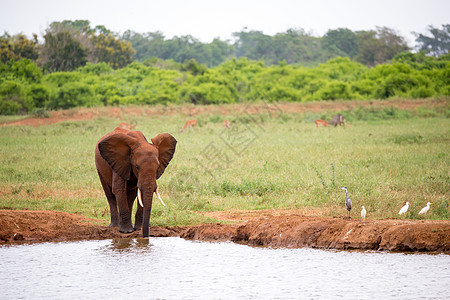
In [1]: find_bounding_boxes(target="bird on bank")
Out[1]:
[361,206,367,222]
[419,202,432,215]
[398,202,409,215]
[340,187,352,220]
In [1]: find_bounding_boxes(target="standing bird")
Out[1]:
[419,202,432,215]
[340,187,352,220]
[398,202,409,215]
[361,206,367,223]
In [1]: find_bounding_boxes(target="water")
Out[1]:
[1,238,449,299]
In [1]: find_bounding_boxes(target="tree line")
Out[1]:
[0,20,449,115]
[1,20,449,71]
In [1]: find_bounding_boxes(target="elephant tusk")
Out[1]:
[137,188,144,207]
[155,189,166,206]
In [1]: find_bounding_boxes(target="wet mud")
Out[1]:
[1,210,449,253]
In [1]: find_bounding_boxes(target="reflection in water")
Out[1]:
[0,238,449,299]
[105,238,151,253]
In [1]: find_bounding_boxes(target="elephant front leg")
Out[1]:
[115,189,135,233]
[112,175,135,233]
[127,188,142,230]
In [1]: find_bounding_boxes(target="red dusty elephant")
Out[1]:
[95,127,177,237]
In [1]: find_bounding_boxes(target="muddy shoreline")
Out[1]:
[1,210,449,253]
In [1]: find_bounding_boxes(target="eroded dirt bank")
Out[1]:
[1,210,449,253]
[0,210,183,242]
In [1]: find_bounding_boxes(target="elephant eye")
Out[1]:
[135,165,140,171]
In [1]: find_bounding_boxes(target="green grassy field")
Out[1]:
[0,100,449,226]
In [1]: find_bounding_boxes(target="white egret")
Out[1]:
[419,202,432,215]
[361,206,367,222]
[340,187,352,220]
[398,202,409,215]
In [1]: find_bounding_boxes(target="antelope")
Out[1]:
[314,119,329,127]
[179,119,198,132]
[184,119,197,129]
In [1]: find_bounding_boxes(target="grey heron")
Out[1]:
[340,187,352,220]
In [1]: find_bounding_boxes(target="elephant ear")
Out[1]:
[151,133,177,179]
[98,133,139,180]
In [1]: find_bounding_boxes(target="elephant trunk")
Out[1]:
[140,184,155,238]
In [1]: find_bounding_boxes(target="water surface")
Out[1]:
[1,238,449,299]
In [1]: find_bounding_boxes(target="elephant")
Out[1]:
[95,127,177,238]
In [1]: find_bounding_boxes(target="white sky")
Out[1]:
[1,0,449,46]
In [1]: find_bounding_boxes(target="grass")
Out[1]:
[0,99,449,226]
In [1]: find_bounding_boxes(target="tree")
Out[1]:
[49,20,91,33]
[322,28,359,59]
[0,33,38,63]
[91,33,135,69]
[356,27,409,66]
[0,35,15,63]
[39,20,136,71]
[233,30,273,61]
[414,24,450,57]
[122,31,166,61]
[39,30,87,72]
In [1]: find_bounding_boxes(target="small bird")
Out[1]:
[419,202,432,215]
[361,206,367,222]
[398,202,409,215]
[340,187,352,220]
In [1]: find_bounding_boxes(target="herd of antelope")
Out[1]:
[178,119,232,132]
[119,114,348,132]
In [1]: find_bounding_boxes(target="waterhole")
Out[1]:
[1,238,449,299]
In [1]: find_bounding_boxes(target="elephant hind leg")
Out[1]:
[107,197,120,228]
[98,172,119,227]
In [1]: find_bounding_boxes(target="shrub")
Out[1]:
[77,62,113,75]
[181,83,236,104]
[0,96,23,115]
[49,82,98,109]
[44,72,82,87]
[0,80,34,114]
[0,59,42,84]
[31,108,50,118]
[317,81,352,100]
[28,84,50,108]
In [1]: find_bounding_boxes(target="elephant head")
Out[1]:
[97,130,177,237]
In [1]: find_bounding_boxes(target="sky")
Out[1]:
[1,0,449,47]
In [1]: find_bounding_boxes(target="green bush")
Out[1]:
[28,84,50,108]
[317,81,352,100]
[181,82,236,104]
[77,62,113,75]
[50,82,98,109]
[0,59,42,84]
[44,72,82,87]
[0,96,23,115]
[0,80,23,95]
[0,80,34,114]
[1,54,449,114]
